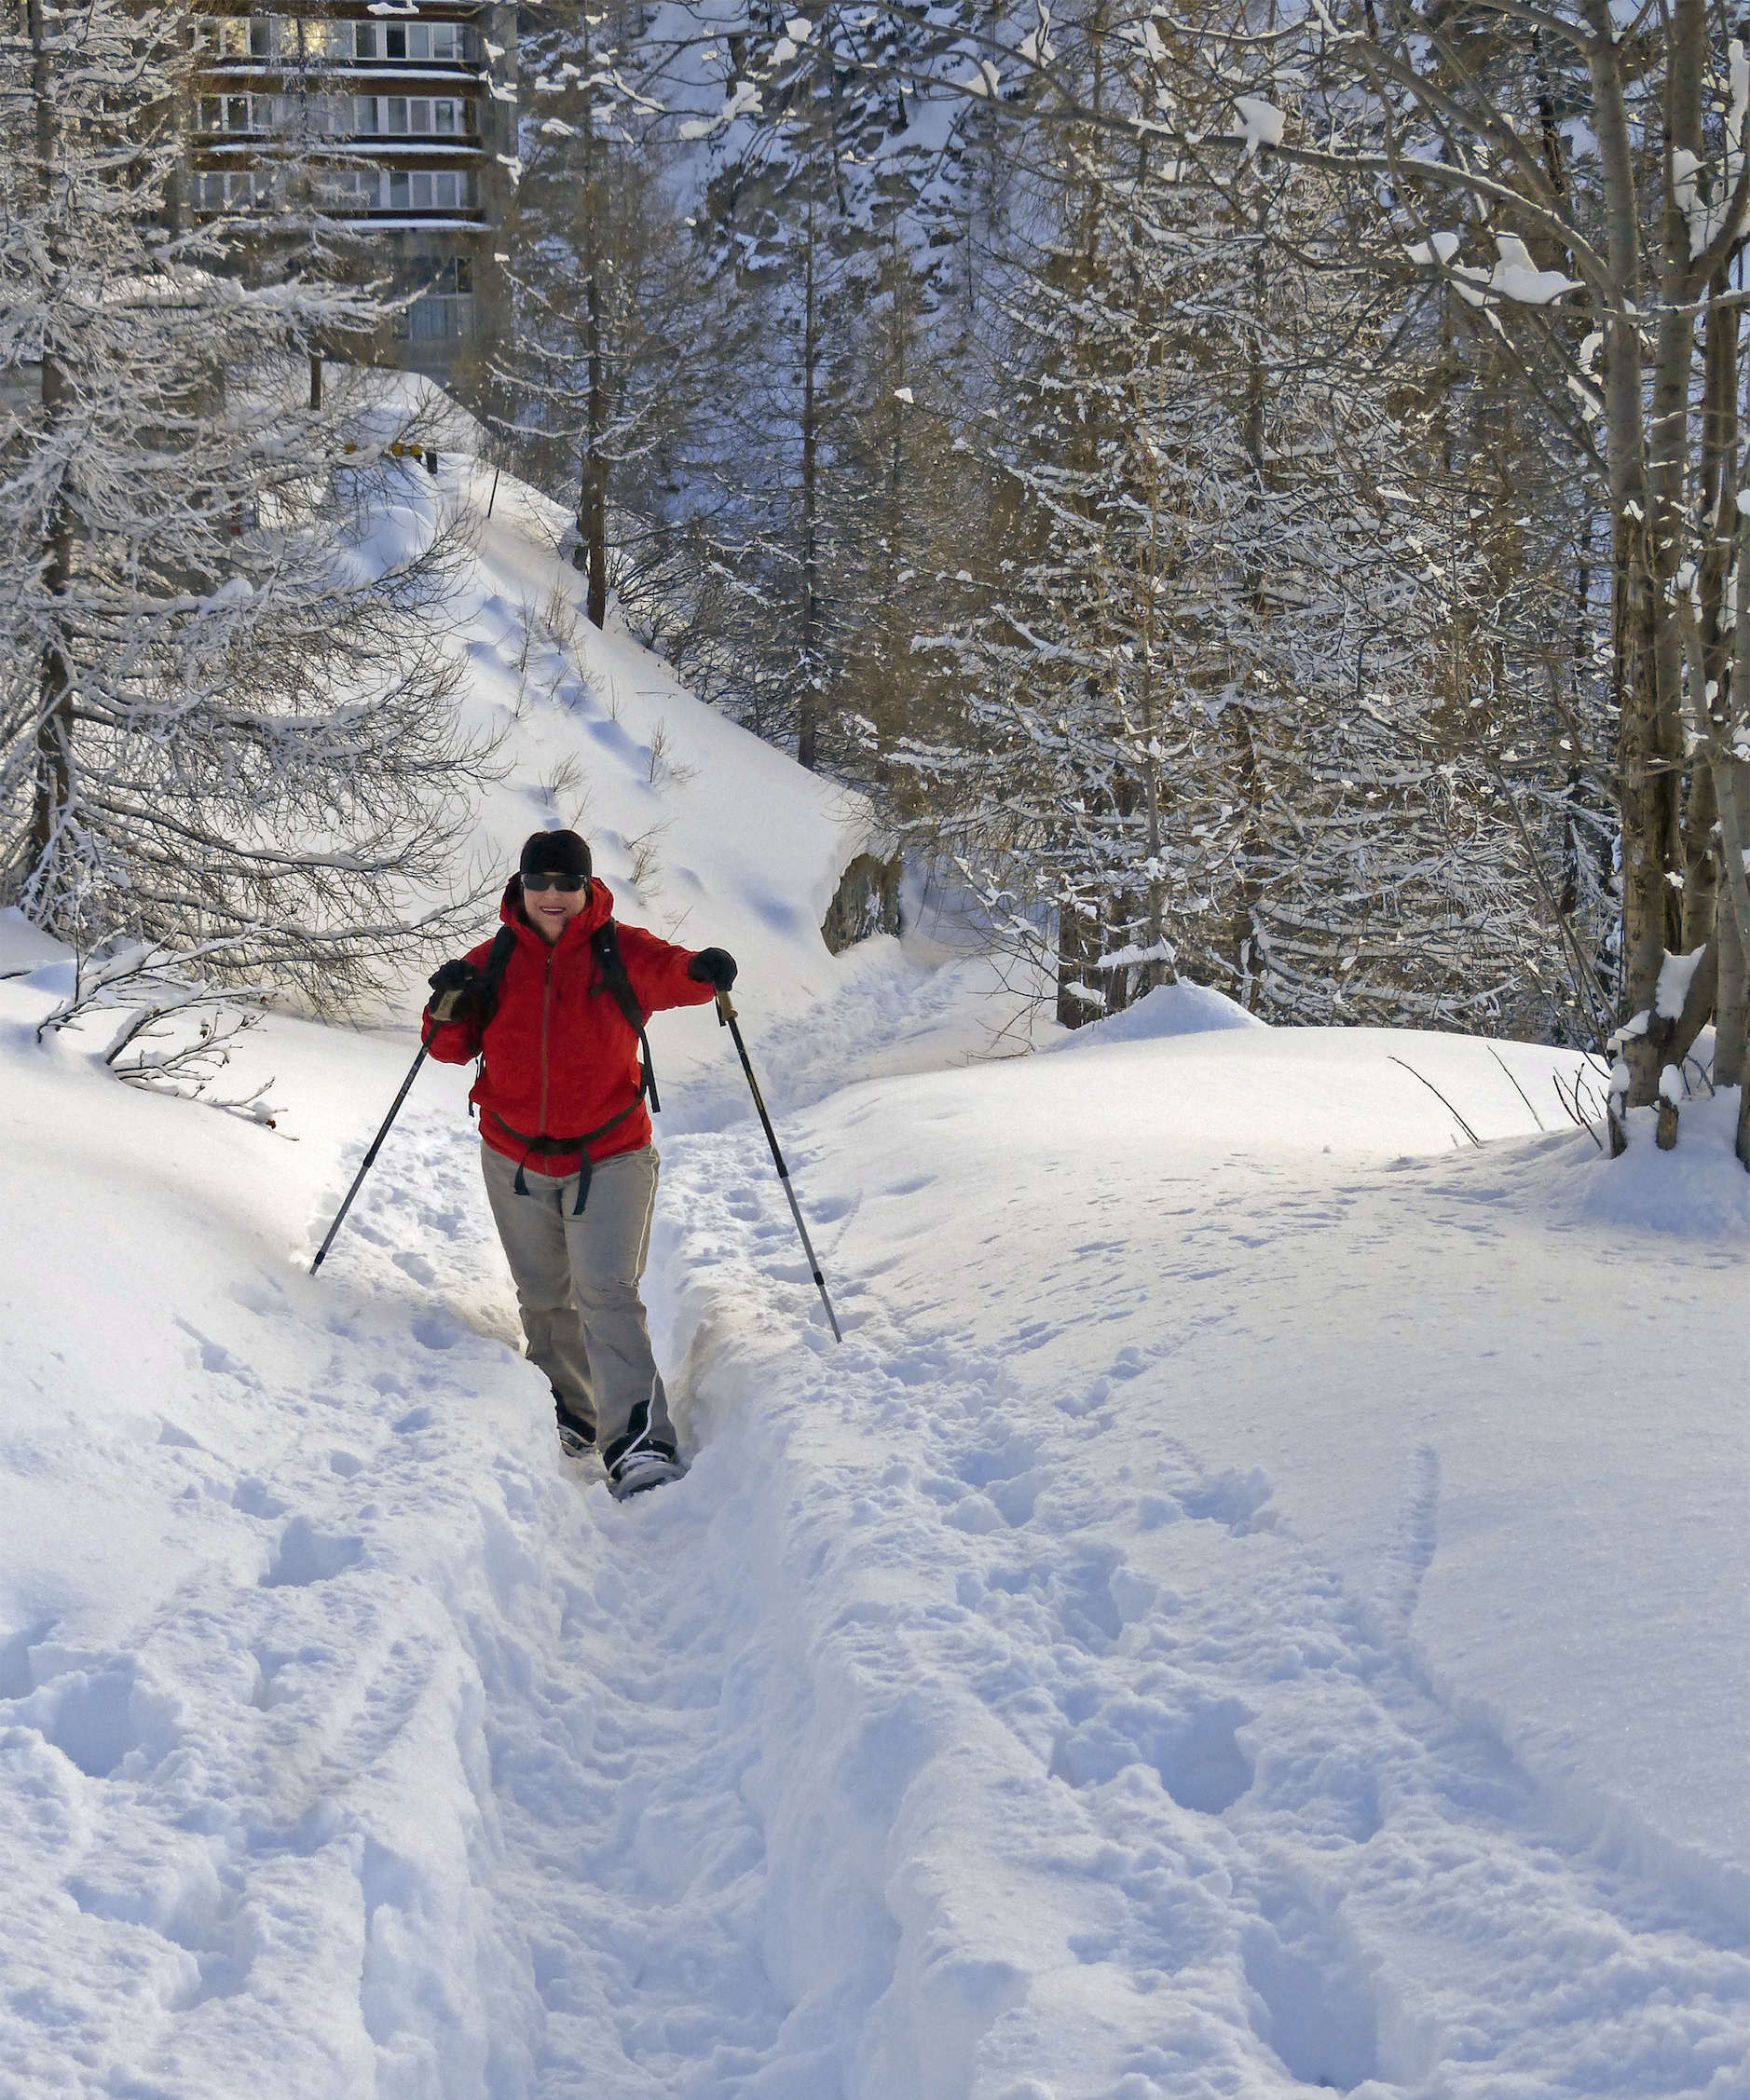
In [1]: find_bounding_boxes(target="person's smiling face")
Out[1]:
[523,873,590,944]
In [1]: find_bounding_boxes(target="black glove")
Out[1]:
[687,947,738,992]
[427,958,484,1026]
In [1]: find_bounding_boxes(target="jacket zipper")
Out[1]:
[537,946,555,1136]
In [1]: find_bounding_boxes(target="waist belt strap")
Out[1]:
[488,1086,648,1215]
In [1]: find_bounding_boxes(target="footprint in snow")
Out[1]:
[1050,1690,1255,1816]
[5,1649,171,1780]
[260,1515,363,1589]
[1180,1466,1277,1535]
[231,1477,290,1519]
[1241,1892,1381,2091]
[410,1312,458,1351]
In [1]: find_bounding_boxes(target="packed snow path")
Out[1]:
[3,951,1748,2096]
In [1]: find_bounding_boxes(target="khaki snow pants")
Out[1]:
[481,1139,675,1465]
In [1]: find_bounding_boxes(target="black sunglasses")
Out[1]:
[521,870,587,893]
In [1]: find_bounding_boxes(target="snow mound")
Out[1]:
[1056,979,1266,1046]
[4,372,1743,2093]
[0,905,68,977]
[1478,1087,1750,1238]
[4,920,1747,2090]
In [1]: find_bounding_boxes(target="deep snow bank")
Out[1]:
[646,1016,1750,2093]
[5,416,1747,2091]
[4,920,1749,2094]
[741,1021,1750,1920]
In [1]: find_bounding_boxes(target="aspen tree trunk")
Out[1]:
[1228,190,1269,1000]
[874,213,909,754]
[25,0,75,904]
[1681,279,1741,953]
[1056,902,1089,1029]
[571,11,610,628]
[1717,762,1750,1166]
[1717,500,1750,1141]
[582,266,608,627]
[798,182,822,772]
[1139,526,1168,997]
[1586,1,1690,1124]
[1716,887,1748,1089]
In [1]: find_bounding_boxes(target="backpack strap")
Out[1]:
[465,924,520,1112]
[590,920,661,1116]
[478,923,518,1024]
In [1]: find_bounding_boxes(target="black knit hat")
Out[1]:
[519,828,592,882]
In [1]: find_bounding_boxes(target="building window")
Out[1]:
[395,256,478,343]
[353,20,469,62]
[199,16,472,65]
[198,18,252,57]
[299,19,354,60]
[193,160,478,216]
[352,95,471,138]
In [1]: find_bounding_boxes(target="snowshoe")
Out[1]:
[607,1447,685,1502]
[555,1397,596,1462]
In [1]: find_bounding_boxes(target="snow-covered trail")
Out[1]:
[5,934,1747,2097]
[269,961,1747,2097]
[641,1135,1750,2096]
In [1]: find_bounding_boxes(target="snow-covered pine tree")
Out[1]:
[671,0,992,768]
[914,4,1554,1032]
[493,0,733,634]
[0,0,482,1005]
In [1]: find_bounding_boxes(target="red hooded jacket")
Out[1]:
[423,877,714,1170]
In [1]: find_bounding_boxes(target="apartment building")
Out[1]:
[189,4,517,383]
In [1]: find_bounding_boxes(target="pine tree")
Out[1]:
[495,0,716,631]
[913,6,1554,1032]
[674,0,990,766]
[1235,0,1750,1142]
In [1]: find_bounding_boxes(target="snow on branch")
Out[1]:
[35,943,280,1124]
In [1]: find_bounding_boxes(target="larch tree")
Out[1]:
[497,0,720,632]
[0,0,484,1008]
[909,0,1555,1034]
[676,0,988,768]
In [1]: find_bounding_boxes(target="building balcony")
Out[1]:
[189,165,484,217]
[195,92,479,143]
[197,17,477,66]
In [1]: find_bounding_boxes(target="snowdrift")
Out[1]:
[7,912,1748,2093]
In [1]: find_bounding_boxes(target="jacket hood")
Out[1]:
[499,873,616,947]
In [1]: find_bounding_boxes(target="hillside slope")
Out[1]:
[349,377,882,1070]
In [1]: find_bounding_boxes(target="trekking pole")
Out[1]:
[309,1038,430,1275]
[717,989,842,1343]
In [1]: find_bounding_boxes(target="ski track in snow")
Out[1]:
[5,957,1748,2097]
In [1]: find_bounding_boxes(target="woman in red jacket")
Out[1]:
[424,829,735,1500]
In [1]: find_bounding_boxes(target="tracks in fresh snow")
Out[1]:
[311,993,1750,2098]
[639,1125,1750,2097]
[22,948,1744,2096]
